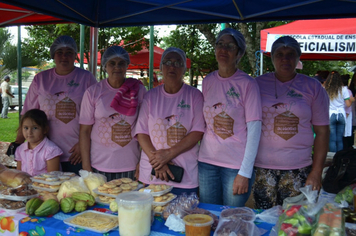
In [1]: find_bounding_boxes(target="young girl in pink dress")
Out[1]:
[15,109,62,176]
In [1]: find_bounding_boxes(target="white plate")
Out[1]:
[63,210,118,233]
[152,194,177,206]
[0,193,39,201]
[140,185,173,196]
[95,197,111,206]
[0,206,26,215]
[30,178,64,186]
[31,185,59,192]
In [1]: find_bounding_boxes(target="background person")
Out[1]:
[80,46,146,181]
[15,109,62,176]
[254,36,329,209]
[198,28,262,207]
[1,75,14,119]
[325,71,351,152]
[14,35,97,174]
[341,74,355,149]
[134,47,204,195]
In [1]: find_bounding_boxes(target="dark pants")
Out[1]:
[61,162,82,176]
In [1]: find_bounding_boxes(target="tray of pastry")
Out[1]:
[138,184,173,196]
[152,192,177,206]
[31,183,60,192]
[0,185,38,201]
[93,178,142,198]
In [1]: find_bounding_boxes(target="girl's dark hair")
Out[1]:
[324,71,343,100]
[349,73,356,96]
[20,109,49,134]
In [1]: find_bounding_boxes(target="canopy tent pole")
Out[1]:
[260,52,263,75]
[17,26,22,120]
[89,27,98,78]
[149,25,154,90]
[79,24,85,69]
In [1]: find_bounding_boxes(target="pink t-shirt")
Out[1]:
[22,67,97,162]
[198,70,262,171]
[134,84,205,188]
[15,137,63,176]
[255,73,329,169]
[79,79,146,173]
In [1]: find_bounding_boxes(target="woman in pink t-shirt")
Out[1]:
[198,28,262,207]
[254,36,329,209]
[80,46,146,181]
[134,47,204,195]
[15,109,62,176]
[13,36,97,175]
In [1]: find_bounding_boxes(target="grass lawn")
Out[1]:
[0,111,20,142]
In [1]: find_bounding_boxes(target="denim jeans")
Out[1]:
[1,97,9,118]
[198,161,255,207]
[329,113,346,152]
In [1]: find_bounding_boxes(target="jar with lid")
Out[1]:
[116,192,153,236]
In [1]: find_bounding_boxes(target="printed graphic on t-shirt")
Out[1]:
[111,119,132,147]
[204,86,240,140]
[262,101,299,141]
[165,113,187,147]
[97,113,132,147]
[55,97,76,124]
[43,80,80,124]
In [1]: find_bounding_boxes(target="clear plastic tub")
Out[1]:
[183,214,214,236]
[117,192,153,236]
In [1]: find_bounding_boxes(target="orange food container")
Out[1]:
[183,214,213,236]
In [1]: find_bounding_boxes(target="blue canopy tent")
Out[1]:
[1,0,355,27]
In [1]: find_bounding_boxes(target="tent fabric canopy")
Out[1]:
[0,2,66,27]
[0,0,356,28]
[77,45,191,69]
[260,18,356,61]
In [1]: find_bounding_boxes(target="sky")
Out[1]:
[7,25,176,45]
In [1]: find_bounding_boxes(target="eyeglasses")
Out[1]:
[55,51,75,57]
[162,60,184,68]
[215,42,238,51]
[107,61,127,68]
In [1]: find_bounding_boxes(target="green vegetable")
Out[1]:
[335,186,353,203]
[298,223,312,234]
[109,201,118,212]
[71,192,95,206]
[75,200,88,212]
[35,199,60,217]
[60,197,75,213]
[26,198,44,215]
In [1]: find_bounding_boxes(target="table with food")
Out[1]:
[1,164,356,236]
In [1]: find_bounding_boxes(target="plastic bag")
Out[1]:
[214,209,260,236]
[79,170,106,197]
[255,205,283,224]
[56,176,90,201]
[276,186,324,236]
[0,164,31,187]
[334,185,353,205]
[312,203,345,235]
[282,185,319,209]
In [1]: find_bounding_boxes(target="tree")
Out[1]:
[23,24,155,79]
[164,22,353,80]
[0,28,36,79]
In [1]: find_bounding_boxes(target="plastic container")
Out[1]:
[116,192,153,236]
[183,214,213,236]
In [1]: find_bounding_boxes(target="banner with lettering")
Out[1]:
[266,34,356,54]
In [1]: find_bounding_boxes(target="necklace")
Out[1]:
[274,73,296,99]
